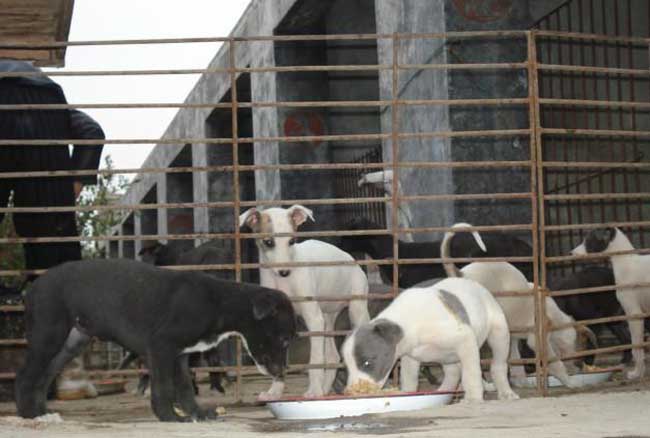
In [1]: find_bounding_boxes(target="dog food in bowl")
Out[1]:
[344,380,400,396]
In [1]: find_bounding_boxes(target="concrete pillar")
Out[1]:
[375,0,453,241]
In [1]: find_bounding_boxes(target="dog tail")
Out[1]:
[440,223,487,278]
[118,351,139,370]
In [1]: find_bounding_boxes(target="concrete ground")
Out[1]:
[1,371,649,438]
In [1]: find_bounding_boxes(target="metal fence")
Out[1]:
[0,29,649,401]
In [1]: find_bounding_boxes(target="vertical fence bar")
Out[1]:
[578,0,597,228]
[390,32,401,387]
[390,33,400,298]
[626,0,644,247]
[229,37,244,402]
[528,30,549,396]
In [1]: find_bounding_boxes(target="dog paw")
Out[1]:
[192,408,222,422]
[626,369,643,380]
[498,391,520,401]
[510,377,528,388]
[257,391,280,402]
[460,396,484,404]
[303,389,324,399]
[563,380,579,389]
[482,380,496,392]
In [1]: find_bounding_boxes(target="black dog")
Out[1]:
[519,265,633,372]
[138,240,227,268]
[550,265,633,365]
[339,218,533,287]
[15,258,296,422]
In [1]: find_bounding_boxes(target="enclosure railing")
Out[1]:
[0,30,649,401]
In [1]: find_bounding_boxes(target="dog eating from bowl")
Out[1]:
[341,274,519,403]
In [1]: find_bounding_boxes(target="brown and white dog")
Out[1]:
[240,205,370,399]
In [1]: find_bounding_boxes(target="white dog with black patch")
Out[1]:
[341,275,519,402]
[572,227,649,380]
[240,205,370,400]
[442,223,597,388]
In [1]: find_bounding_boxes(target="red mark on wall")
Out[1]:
[168,213,193,232]
[283,111,325,147]
[452,0,513,23]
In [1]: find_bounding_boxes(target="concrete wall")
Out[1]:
[375,0,454,240]
[116,0,646,247]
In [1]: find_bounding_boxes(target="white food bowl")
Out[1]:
[512,368,616,388]
[266,390,456,420]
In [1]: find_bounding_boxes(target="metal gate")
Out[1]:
[1,25,650,402]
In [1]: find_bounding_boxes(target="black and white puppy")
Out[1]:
[342,277,519,402]
[572,227,650,379]
[15,258,296,422]
[339,217,533,287]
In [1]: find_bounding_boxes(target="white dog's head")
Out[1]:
[239,205,314,278]
[571,227,620,255]
[342,319,404,391]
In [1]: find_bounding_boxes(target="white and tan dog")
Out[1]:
[572,227,649,379]
[240,205,370,399]
[341,277,518,402]
[442,223,597,388]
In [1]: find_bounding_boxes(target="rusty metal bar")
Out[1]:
[545,192,650,201]
[0,97,531,111]
[0,254,536,277]
[0,160,533,180]
[534,29,650,45]
[549,311,650,332]
[543,162,650,169]
[537,63,650,76]
[0,128,532,147]
[228,37,244,403]
[539,98,650,109]
[544,220,650,232]
[0,30,530,50]
[0,191,533,215]
[0,62,527,79]
[541,128,650,138]
[557,341,650,363]
[0,223,535,245]
[528,30,548,396]
[390,33,401,388]
[547,281,650,298]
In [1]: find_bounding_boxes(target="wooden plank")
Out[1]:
[0,0,73,66]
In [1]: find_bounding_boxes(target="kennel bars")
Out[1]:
[0,28,649,400]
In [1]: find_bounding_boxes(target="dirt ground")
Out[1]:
[1,371,649,438]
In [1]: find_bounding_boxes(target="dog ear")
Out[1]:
[252,292,279,320]
[372,319,403,345]
[239,208,261,231]
[287,205,314,228]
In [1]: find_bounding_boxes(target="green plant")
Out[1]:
[76,156,130,259]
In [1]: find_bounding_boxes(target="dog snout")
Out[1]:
[279,270,291,278]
